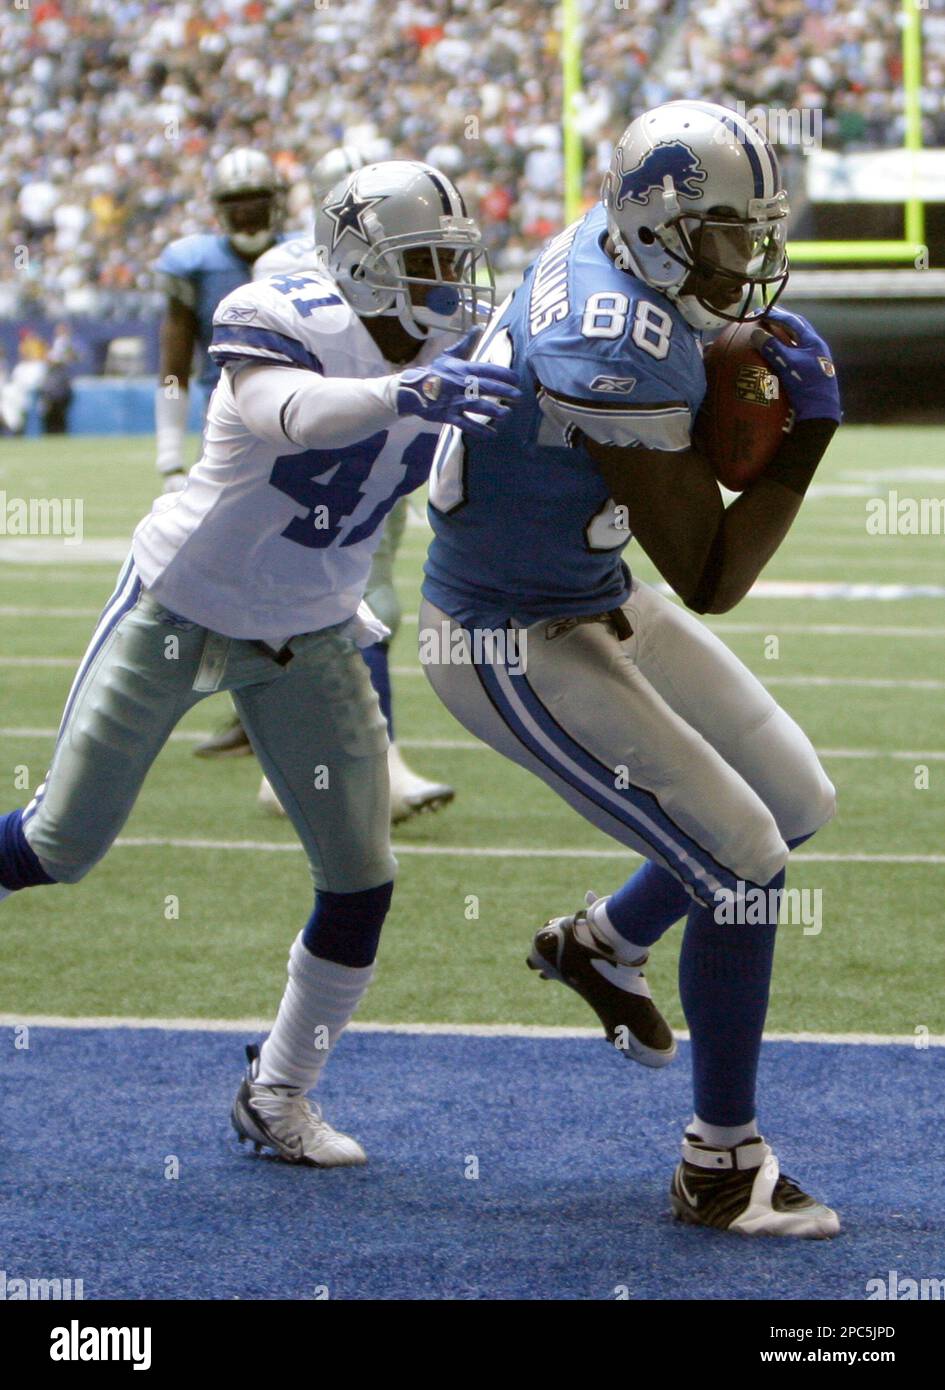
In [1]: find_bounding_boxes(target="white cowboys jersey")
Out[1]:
[133,268,449,646]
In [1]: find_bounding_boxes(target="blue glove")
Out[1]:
[749,307,841,423]
[396,342,521,440]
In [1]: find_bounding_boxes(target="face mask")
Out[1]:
[229,228,276,258]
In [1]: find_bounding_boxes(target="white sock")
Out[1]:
[583,896,649,965]
[0,886,11,903]
[690,1114,760,1148]
[257,933,374,1091]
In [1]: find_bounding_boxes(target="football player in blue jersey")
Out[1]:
[154,148,288,497]
[420,101,843,1236]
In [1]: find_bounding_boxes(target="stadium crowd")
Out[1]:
[1,0,943,321]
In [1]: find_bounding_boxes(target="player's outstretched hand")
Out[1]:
[749,307,841,423]
[396,348,521,439]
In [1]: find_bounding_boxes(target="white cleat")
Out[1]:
[258,774,287,817]
[670,1134,840,1238]
[388,741,454,825]
[231,1044,366,1167]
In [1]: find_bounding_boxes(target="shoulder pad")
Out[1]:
[210,275,350,374]
[154,233,230,278]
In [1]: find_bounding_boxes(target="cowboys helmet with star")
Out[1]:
[314,160,494,340]
[321,182,386,254]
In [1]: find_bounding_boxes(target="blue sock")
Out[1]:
[301,881,393,967]
[603,860,690,949]
[602,829,815,951]
[362,642,393,740]
[0,809,56,892]
[678,867,785,1127]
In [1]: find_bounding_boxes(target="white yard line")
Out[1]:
[387,667,945,689]
[16,657,945,688]
[0,606,100,618]
[14,607,945,639]
[100,836,945,865]
[3,727,944,764]
[0,1013,940,1047]
[401,614,945,636]
[765,675,945,690]
[705,624,945,638]
[0,656,76,668]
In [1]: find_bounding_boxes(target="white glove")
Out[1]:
[162,470,188,494]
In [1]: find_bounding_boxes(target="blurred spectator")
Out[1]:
[0,0,941,322]
[0,329,48,434]
[40,322,77,433]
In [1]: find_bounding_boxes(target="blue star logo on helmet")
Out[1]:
[612,140,707,209]
[321,184,385,252]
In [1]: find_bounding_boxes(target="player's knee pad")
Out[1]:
[0,809,58,891]
[745,705,838,842]
[779,762,837,844]
[713,804,788,894]
[301,881,394,968]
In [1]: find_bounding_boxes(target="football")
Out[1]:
[696,317,793,491]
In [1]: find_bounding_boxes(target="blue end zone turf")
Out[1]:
[1,1028,942,1301]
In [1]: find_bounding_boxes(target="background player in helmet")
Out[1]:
[0,161,517,1168]
[420,102,843,1237]
[153,148,289,498]
[252,147,457,824]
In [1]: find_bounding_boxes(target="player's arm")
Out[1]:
[666,307,841,611]
[219,325,520,451]
[155,280,198,485]
[547,305,839,613]
[587,434,827,613]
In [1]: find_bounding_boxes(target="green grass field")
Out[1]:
[1,429,943,1035]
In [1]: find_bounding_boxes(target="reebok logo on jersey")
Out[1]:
[220,304,258,323]
[590,375,637,394]
[611,140,707,209]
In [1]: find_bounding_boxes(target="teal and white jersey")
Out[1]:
[423,203,707,628]
[154,231,299,387]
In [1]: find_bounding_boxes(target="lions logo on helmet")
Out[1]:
[612,140,707,209]
[314,160,494,341]
[602,100,789,331]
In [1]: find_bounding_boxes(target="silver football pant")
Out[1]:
[22,555,395,892]
[420,578,836,903]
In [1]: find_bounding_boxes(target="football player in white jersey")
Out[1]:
[0,161,519,1167]
[251,146,456,825]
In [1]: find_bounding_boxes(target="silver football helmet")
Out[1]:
[601,100,790,331]
[312,146,372,201]
[211,148,286,259]
[314,160,494,340]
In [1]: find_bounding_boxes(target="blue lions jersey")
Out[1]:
[423,204,707,628]
[155,233,294,387]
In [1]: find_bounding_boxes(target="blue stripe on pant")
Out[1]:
[22,558,142,829]
[474,657,748,906]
